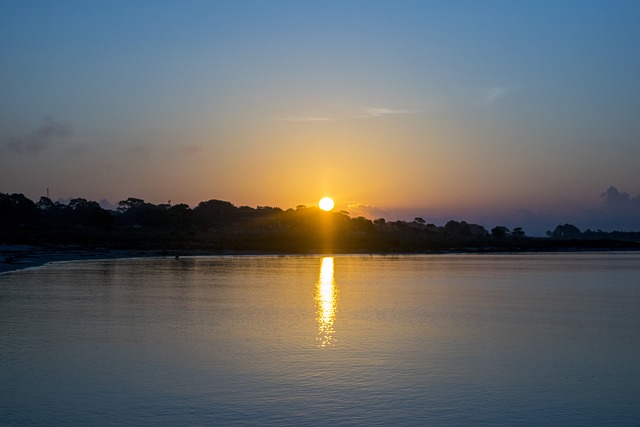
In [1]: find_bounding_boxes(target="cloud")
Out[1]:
[275,105,431,122]
[2,117,73,154]
[481,87,508,105]
[496,187,640,234]
[568,186,640,232]
[99,199,118,211]
[363,107,423,117]
[347,203,391,219]
[342,187,640,236]
[601,186,639,207]
[495,187,640,234]
[595,186,640,224]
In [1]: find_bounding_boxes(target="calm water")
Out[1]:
[1,253,639,426]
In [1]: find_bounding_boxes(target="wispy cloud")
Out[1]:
[481,87,509,105]
[1,117,73,154]
[276,105,429,122]
[363,107,424,117]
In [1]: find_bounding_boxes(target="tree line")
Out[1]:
[1,192,639,253]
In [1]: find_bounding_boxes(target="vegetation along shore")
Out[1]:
[2,192,639,273]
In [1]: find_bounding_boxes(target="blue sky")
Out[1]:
[2,1,640,235]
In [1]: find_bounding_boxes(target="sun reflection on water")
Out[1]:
[316,257,338,347]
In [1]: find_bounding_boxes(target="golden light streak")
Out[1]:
[315,256,338,347]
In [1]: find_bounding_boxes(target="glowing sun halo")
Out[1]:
[319,197,335,212]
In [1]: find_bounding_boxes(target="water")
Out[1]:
[1,253,639,425]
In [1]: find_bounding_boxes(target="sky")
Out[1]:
[1,0,640,235]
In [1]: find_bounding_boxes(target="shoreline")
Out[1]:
[2,242,640,275]
[0,244,293,274]
[0,244,146,274]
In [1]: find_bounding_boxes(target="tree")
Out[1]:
[445,220,471,236]
[548,224,581,239]
[167,203,194,230]
[373,218,386,227]
[0,193,38,227]
[491,226,510,239]
[36,196,56,211]
[350,216,375,232]
[116,198,170,227]
[117,197,146,213]
[68,198,114,228]
[35,196,69,226]
[193,199,237,228]
[512,227,525,240]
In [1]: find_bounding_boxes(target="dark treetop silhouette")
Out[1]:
[1,192,639,259]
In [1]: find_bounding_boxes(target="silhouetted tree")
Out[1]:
[445,220,471,236]
[167,203,194,230]
[469,224,488,237]
[116,198,169,227]
[117,197,146,213]
[512,227,525,240]
[193,199,237,228]
[548,224,581,239]
[68,198,113,228]
[36,196,56,211]
[36,196,69,226]
[351,216,375,232]
[0,193,38,227]
[491,226,510,239]
[5,190,640,253]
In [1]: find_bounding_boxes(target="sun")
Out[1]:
[319,197,335,212]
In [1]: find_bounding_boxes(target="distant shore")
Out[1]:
[2,241,639,275]
[3,193,640,273]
